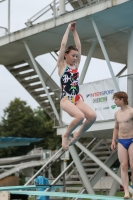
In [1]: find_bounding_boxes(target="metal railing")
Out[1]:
[0,0,6,3]
[0,26,8,35]
[24,147,65,186]
[25,0,104,27]
[25,0,69,27]
[0,0,10,35]
[24,138,97,186]
[0,0,105,36]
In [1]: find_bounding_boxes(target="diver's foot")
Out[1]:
[69,132,81,146]
[62,134,69,151]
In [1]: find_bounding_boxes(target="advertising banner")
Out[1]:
[62,78,119,124]
[80,78,119,121]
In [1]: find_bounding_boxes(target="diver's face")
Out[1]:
[65,50,79,65]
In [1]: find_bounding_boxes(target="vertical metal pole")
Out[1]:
[91,19,120,91]
[61,161,65,193]
[8,0,10,33]
[59,0,65,15]
[79,40,97,84]
[53,0,57,18]
[23,41,62,125]
[108,167,121,196]
[69,145,95,194]
[63,160,67,176]
[127,29,133,107]
[75,140,133,194]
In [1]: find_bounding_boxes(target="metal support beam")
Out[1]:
[116,65,127,77]
[91,19,120,91]
[78,0,83,7]
[53,0,57,18]
[23,41,62,125]
[75,140,133,194]
[108,167,121,196]
[8,0,10,33]
[80,40,97,84]
[127,29,133,107]
[45,138,97,192]
[69,145,95,194]
[59,0,65,15]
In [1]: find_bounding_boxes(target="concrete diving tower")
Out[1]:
[0,0,133,130]
[1,1,133,196]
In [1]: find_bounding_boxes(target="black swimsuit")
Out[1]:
[60,65,80,104]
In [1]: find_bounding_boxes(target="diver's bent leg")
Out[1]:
[69,100,96,145]
[60,98,84,150]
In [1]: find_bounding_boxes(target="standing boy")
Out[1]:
[111,91,133,199]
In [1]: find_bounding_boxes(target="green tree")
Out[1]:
[0,98,61,157]
[1,98,39,138]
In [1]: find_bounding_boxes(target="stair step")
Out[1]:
[70,175,92,179]
[36,94,55,101]
[85,168,98,172]
[93,151,111,155]
[82,163,98,167]
[66,181,82,184]
[7,61,26,68]
[26,83,43,90]
[31,90,48,95]
[16,71,36,78]
[66,187,81,191]
[22,77,40,84]
[96,146,109,150]
[10,65,31,73]
[85,156,108,161]
[41,100,60,107]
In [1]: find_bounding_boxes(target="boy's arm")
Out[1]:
[111,113,119,150]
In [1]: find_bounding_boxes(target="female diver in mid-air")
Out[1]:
[57,21,96,151]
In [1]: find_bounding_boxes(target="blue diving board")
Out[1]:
[0,185,64,191]
[9,191,126,200]
[0,137,43,148]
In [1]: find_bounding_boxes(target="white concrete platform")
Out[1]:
[0,0,132,66]
[57,120,115,139]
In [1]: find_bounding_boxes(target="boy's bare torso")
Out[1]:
[116,107,133,138]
